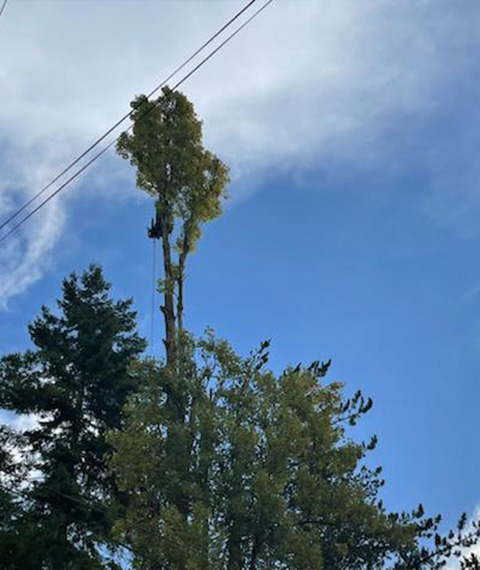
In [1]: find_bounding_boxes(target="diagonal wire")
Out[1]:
[0,0,274,246]
[0,0,7,27]
[0,0,257,234]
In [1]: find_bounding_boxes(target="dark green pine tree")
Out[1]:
[0,265,146,569]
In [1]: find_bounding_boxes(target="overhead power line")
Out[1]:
[0,0,274,246]
[0,0,8,26]
[0,0,259,237]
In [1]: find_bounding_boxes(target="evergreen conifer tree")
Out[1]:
[0,265,145,569]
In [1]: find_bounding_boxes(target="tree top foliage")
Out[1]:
[117,87,229,254]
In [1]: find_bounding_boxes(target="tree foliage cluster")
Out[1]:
[0,87,479,569]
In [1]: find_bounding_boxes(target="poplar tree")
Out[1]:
[115,88,229,550]
[110,88,480,569]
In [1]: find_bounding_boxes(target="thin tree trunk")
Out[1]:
[160,209,176,367]
[177,266,184,336]
[177,236,188,338]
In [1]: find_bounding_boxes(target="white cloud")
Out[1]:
[0,0,479,304]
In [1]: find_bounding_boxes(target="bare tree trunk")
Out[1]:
[177,267,184,336]
[160,209,176,367]
[177,234,188,338]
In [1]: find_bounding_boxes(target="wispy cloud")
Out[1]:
[0,0,479,305]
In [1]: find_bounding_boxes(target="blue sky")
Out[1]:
[1,0,480,559]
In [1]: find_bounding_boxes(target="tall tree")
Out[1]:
[117,87,229,365]
[111,88,480,570]
[115,89,229,557]
[0,265,145,569]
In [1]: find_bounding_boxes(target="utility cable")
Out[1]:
[0,0,8,27]
[0,0,257,234]
[0,0,274,246]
